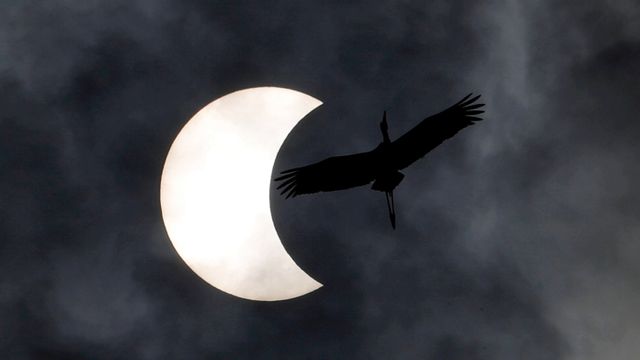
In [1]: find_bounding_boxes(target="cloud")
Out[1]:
[2,0,639,359]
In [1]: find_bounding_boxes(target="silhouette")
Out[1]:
[275,93,485,229]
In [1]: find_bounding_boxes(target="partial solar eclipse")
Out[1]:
[160,87,323,301]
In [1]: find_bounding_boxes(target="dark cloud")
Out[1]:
[2,0,639,359]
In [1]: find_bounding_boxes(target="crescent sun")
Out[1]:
[160,87,323,301]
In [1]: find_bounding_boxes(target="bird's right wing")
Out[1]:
[274,151,379,198]
[390,93,485,170]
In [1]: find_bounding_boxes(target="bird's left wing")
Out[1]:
[274,151,379,198]
[390,93,485,170]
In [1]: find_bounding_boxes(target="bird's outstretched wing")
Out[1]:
[390,93,485,170]
[274,151,379,198]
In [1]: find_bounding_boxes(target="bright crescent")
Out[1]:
[160,87,323,301]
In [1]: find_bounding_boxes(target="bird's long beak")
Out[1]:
[380,111,391,144]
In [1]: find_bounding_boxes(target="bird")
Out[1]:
[274,93,485,229]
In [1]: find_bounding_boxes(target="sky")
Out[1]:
[2,0,640,359]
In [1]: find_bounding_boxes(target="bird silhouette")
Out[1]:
[274,93,485,229]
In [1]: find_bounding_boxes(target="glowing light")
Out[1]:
[160,87,323,301]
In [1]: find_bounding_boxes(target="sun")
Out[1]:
[160,87,323,301]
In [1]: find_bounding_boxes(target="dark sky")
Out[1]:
[2,1,640,359]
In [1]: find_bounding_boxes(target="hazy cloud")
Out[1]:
[2,0,639,359]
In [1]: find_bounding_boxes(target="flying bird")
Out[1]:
[274,93,485,229]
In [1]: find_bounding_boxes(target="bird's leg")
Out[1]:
[385,190,396,230]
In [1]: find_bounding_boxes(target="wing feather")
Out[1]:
[390,93,485,169]
[274,151,379,197]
